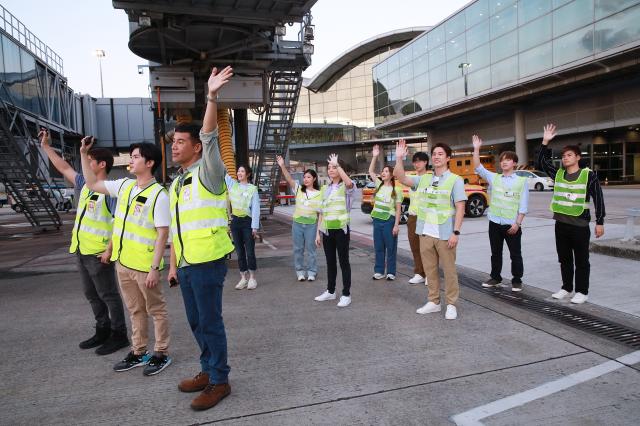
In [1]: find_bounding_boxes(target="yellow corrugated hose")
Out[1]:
[217,108,236,180]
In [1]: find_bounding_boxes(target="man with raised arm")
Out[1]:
[167,66,236,411]
[40,129,128,355]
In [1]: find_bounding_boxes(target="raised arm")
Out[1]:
[276,155,297,189]
[328,153,353,189]
[393,139,415,187]
[79,137,109,195]
[368,144,380,183]
[472,135,482,170]
[40,129,78,185]
[537,123,558,179]
[202,66,233,134]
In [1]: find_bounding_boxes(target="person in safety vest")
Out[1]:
[395,139,467,320]
[227,164,260,290]
[472,135,529,292]
[537,124,605,304]
[368,144,402,281]
[40,129,129,355]
[406,151,430,286]
[314,153,355,308]
[166,66,236,411]
[81,139,172,376]
[276,155,321,282]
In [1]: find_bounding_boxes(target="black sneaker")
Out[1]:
[113,351,150,372]
[143,354,172,376]
[79,326,111,349]
[511,280,523,292]
[95,331,130,356]
[481,278,502,288]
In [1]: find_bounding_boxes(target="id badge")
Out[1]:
[133,203,143,216]
[426,187,436,194]
[303,200,310,206]
[183,187,191,202]
[566,193,577,201]
[87,200,96,213]
[504,191,515,198]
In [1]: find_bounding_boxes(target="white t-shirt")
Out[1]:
[292,182,320,198]
[104,178,170,228]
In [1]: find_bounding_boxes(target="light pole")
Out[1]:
[458,62,471,97]
[94,49,106,97]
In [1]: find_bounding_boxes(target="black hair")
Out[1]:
[431,142,452,158]
[561,145,581,157]
[237,164,253,181]
[301,169,320,192]
[173,123,201,144]
[374,165,397,200]
[129,142,162,174]
[412,151,429,164]
[88,147,114,174]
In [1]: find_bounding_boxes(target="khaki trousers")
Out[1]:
[115,262,170,354]
[419,235,459,306]
[406,215,425,277]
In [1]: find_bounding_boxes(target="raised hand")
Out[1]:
[276,155,285,167]
[542,123,557,145]
[372,144,380,157]
[39,128,50,148]
[207,66,233,95]
[395,139,408,161]
[80,136,94,155]
[472,134,483,150]
[328,153,339,166]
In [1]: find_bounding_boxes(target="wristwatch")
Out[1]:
[150,265,160,271]
[453,230,460,236]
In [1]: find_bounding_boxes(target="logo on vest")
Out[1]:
[565,193,578,201]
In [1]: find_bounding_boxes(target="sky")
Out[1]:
[0,0,470,98]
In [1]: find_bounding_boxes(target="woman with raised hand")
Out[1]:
[368,144,402,281]
[314,153,355,308]
[276,155,322,282]
[226,165,260,290]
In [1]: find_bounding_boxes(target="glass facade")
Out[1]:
[373,0,640,125]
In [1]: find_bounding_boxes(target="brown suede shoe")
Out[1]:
[178,372,209,393]
[190,383,231,411]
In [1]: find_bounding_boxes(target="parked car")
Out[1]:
[0,182,7,207]
[515,170,554,191]
[349,173,371,188]
[361,173,489,224]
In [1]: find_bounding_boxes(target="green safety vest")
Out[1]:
[293,185,322,224]
[110,179,166,272]
[229,182,257,217]
[415,173,458,228]
[489,174,526,220]
[170,167,234,265]
[408,187,418,215]
[550,168,589,216]
[320,183,349,231]
[69,185,113,255]
[371,183,399,221]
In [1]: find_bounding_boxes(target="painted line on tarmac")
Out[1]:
[451,350,640,426]
[261,238,278,250]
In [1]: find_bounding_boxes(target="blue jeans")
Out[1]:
[231,215,257,272]
[292,221,318,275]
[177,259,230,384]
[373,216,397,275]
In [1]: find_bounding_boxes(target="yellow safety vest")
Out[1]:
[550,168,589,216]
[170,168,234,265]
[69,185,113,255]
[371,184,399,221]
[490,175,526,220]
[110,179,166,272]
[229,182,257,217]
[293,185,322,224]
[415,173,458,227]
[320,183,349,231]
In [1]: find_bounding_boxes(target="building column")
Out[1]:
[514,109,528,166]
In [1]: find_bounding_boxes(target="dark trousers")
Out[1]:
[555,221,591,295]
[177,259,230,384]
[322,228,351,296]
[77,253,126,333]
[230,215,257,272]
[488,221,523,282]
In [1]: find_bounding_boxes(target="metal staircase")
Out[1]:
[252,69,303,216]
[0,97,62,230]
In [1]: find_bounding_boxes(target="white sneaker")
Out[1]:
[337,295,351,307]
[296,272,306,282]
[372,273,385,280]
[235,276,248,290]
[408,274,425,285]
[552,289,570,299]
[570,292,588,304]
[314,290,336,302]
[445,304,458,320]
[307,274,316,281]
[416,301,441,314]
[247,278,257,290]
[386,274,396,281]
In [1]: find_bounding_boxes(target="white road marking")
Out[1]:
[261,238,278,250]
[451,350,640,426]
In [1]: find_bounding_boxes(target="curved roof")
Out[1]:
[304,27,430,93]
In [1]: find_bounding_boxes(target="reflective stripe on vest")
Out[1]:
[170,168,234,265]
[550,168,589,216]
[321,183,349,231]
[229,182,257,217]
[69,185,113,255]
[371,184,397,221]
[293,185,322,224]
[415,173,458,226]
[489,175,526,220]
[110,179,165,272]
